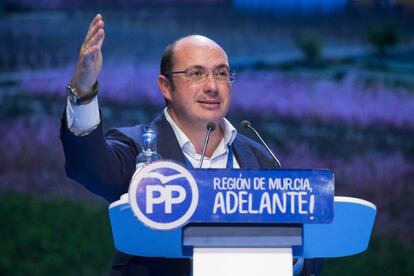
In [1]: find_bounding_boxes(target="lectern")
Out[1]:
[109,161,376,276]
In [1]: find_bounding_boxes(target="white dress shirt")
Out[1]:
[163,108,240,169]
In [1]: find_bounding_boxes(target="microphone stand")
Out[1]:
[199,122,216,168]
[240,120,282,168]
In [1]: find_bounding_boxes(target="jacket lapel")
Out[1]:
[232,135,261,169]
[151,113,187,165]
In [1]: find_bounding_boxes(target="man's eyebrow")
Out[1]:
[186,64,230,70]
[187,65,205,70]
[214,64,230,70]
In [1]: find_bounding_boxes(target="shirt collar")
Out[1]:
[163,108,237,152]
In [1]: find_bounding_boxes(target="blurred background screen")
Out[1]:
[0,0,413,275]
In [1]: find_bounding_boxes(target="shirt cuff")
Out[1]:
[66,96,100,136]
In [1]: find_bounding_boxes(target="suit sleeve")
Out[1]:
[60,112,138,202]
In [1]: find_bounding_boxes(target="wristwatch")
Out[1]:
[66,81,99,105]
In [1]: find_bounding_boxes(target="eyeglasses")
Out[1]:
[164,66,236,82]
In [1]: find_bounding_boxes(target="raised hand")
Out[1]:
[71,14,105,96]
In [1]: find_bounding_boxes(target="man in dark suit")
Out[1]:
[61,14,322,276]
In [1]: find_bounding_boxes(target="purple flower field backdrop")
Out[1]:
[19,63,414,129]
[1,2,414,274]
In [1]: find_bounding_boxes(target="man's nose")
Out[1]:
[203,73,219,94]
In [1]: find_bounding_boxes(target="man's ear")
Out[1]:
[157,75,173,102]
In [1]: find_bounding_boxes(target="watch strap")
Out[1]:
[67,81,99,105]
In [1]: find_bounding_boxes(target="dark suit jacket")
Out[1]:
[60,112,322,276]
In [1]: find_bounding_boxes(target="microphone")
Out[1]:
[199,122,216,168]
[240,120,282,168]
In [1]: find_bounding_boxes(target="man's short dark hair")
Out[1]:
[160,42,176,78]
[160,41,177,105]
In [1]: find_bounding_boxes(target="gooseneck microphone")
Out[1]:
[199,122,217,168]
[240,120,282,168]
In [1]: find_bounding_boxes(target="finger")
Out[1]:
[86,29,104,50]
[85,20,102,42]
[96,29,105,50]
[84,14,102,41]
[84,19,104,44]
[79,29,103,61]
[87,14,102,31]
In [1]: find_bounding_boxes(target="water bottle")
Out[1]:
[135,127,162,171]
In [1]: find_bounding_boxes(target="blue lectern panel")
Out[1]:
[109,200,184,258]
[302,197,376,258]
[190,169,333,224]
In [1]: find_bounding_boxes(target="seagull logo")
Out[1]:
[143,172,187,184]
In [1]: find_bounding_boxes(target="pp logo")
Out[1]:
[128,161,199,230]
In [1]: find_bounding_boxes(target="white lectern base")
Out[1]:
[193,248,292,276]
